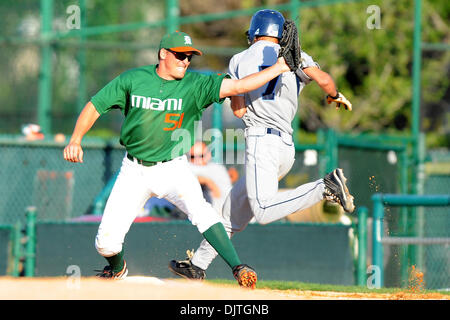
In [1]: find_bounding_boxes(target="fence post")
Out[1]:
[11,221,22,277]
[166,0,180,33]
[325,129,338,172]
[212,103,222,133]
[415,133,426,270]
[77,0,87,113]
[372,193,384,287]
[356,206,368,286]
[317,129,327,177]
[38,0,54,134]
[398,148,410,285]
[25,207,37,277]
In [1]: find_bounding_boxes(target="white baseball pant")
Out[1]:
[95,154,222,257]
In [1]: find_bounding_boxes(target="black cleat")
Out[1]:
[323,168,355,213]
[168,250,206,280]
[95,260,128,279]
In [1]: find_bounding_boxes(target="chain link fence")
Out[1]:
[0,136,126,225]
[339,146,400,210]
[381,203,449,291]
[381,152,450,290]
[0,132,411,226]
[421,152,450,290]
[0,136,323,225]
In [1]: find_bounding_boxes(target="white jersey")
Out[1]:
[228,40,319,135]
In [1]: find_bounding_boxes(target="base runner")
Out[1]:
[168,10,355,282]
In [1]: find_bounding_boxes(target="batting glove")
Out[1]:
[326,92,352,111]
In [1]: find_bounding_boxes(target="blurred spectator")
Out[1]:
[227,166,239,184]
[21,124,66,143]
[54,133,66,143]
[188,141,232,213]
[21,123,44,141]
[143,141,233,218]
[142,197,185,220]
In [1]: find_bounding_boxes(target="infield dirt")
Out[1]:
[0,277,448,300]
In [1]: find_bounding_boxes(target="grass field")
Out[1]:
[208,279,450,300]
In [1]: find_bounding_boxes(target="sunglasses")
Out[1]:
[190,155,205,160]
[166,49,193,62]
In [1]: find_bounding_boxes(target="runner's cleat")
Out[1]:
[323,168,355,213]
[168,250,206,280]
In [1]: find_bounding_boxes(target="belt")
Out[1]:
[266,128,282,137]
[126,153,170,167]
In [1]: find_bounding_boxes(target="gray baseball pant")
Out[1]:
[191,127,325,270]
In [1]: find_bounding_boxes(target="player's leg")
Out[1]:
[246,133,325,224]
[164,157,240,267]
[166,157,256,288]
[95,156,150,279]
[189,175,254,271]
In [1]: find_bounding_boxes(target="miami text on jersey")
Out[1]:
[131,94,183,111]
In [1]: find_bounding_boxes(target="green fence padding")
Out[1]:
[34,222,354,285]
[0,226,12,276]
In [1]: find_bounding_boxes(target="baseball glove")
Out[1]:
[278,19,301,72]
[326,92,352,111]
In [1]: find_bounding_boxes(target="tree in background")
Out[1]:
[181,0,449,146]
[0,0,448,147]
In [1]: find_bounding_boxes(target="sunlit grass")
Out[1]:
[206,279,450,295]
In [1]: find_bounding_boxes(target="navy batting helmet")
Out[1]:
[246,9,285,43]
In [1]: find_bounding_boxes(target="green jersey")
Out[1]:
[91,65,228,161]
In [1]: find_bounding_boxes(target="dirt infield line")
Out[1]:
[0,277,448,300]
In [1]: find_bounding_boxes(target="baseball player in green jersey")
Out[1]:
[63,30,291,288]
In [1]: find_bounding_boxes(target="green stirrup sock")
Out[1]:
[105,249,125,273]
[202,223,241,268]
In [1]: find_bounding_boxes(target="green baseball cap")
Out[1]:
[159,31,203,56]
